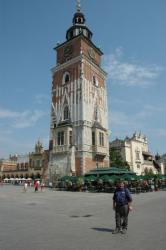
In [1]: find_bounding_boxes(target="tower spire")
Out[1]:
[76,0,81,12]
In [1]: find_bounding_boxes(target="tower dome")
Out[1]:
[66,0,93,41]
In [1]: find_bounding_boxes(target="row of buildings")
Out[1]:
[0,141,49,181]
[0,132,165,181]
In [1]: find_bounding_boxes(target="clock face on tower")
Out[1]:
[88,48,95,60]
[63,45,73,58]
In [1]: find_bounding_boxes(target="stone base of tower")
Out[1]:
[49,150,109,179]
[84,157,109,172]
[75,151,109,176]
[49,153,70,177]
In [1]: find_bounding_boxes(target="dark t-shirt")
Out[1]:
[113,188,132,206]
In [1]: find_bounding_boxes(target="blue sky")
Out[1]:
[0,0,166,158]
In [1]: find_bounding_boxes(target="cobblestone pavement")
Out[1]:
[0,185,166,250]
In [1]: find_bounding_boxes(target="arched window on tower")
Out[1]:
[92,75,99,87]
[76,17,82,23]
[63,106,69,120]
[62,72,70,85]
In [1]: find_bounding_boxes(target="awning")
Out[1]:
[85,167,136,176]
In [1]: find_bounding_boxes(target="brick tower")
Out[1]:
[49,1,109,177]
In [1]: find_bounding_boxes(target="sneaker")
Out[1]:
[112,228,120,234]
[121,229,127,234]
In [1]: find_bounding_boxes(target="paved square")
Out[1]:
[0,185,166,250]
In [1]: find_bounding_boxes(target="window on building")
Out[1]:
[36,160,40,168]
[92,131,95,145]
[136,150,140,160]
[94,109,98,121]
[64,106,69,120]
[57,131,64,145]
[99,132,104,146]
[77,17,82,23]
[93,75,96,85]
[144,167,149,175]
[92,75,99,87]
[62,72,70,85]
[65,74,70,83]
[70,31,73,38]
[25,163,28,170]
[69,131,72,145]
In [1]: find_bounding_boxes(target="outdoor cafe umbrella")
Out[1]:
[139,175,153,180]
[84,175,97,182]
[155,174,166,180]
[4,178,9,181]
[107,175,120,183]
[121,174,138,181]
[100,175,111,182]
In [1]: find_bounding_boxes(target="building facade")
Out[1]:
[29,141,49,180]
[110,132,159,175]
[0,154,29,180]
[0,141,49,180]
[49,2,109,177]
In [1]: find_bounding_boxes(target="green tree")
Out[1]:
[109,147,130,170]
[76,177,84,191]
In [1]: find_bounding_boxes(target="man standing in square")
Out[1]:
[112,180,133,234]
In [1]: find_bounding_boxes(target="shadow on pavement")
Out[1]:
[70,214,93,218]
[92,227,113,233]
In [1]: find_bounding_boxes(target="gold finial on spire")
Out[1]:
[76,0,81,12]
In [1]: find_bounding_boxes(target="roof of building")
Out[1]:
[92,121,107,131]
[142,151,153,156]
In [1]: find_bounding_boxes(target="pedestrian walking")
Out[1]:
[112,180,133,234]
[49,182,53,189]
[23,182,28,192]
[40,182,45,192]
[34,180,39,192]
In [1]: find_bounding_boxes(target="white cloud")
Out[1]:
[0,134,35,159]
[0,106,49,158]
[13,110,47,128]
[0,106,47,129]
[135,104,166,119]
[104,48,163,87]
[109,109,148,136]
[0,108,19,118]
